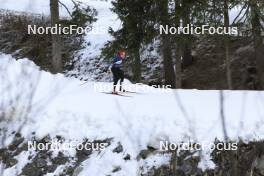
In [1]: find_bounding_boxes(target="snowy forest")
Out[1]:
[0,0,264,176]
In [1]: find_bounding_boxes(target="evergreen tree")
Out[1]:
[155,0,176,87]
[231,0,264,88]
[105,0,154,82]
[105,0,263,89]
[249,0,264,89]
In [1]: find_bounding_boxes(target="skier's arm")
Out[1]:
[113,57,122,65]
[108,64,112,72]
[114,56,123,66]
[108,57,122,72]
[108,57,116,72]
[114,60,122,65]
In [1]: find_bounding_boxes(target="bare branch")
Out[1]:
[71,0,79,10]
[58,0,73,18]
[232,3,248,25]
[259,12,264,29]
[220,90,228,141]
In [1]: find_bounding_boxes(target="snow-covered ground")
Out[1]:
[1,53,264,175]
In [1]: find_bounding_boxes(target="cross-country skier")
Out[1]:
[109,50,126,94]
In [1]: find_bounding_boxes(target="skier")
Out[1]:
[109,50,126,94]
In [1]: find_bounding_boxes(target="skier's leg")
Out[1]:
[119,81,122,92]
[119,70,125,92]
[113,81,118,93]
[112,68,119,93]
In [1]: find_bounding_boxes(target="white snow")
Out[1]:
[1,0,121,81]
[1,53,264,175]
[139,153,172,175]
[2,150,36,176]
[0,0,120,56]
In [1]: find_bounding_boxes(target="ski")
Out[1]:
[101,92,133,97]
[121,90,141,94]
[123,91,138,94]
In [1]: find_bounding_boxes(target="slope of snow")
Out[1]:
[1,0,121,55]
[1,53,264,175]
[1,0,120,81]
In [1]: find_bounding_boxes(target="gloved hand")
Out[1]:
[107,66,112,73]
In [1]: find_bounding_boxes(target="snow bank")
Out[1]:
[1,53,264,175]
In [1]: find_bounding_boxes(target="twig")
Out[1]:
[71,0,79,10]
[58,0,73,18]
[232,3,248,25]
[220,90,228,141]
[236,5,250,24]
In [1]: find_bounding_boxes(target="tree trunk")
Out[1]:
[224,0,233,89]
[133,47,142,82]
[250,0,264,89]
[50,0,62,73]
[175,45,182,88]
[182,0,193,68]
[158,0,176,88]
[161,35,176,88]
[174,0,182,88]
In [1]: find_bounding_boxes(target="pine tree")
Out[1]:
[249,0,264,89]
[103,0,158,82]
[109,0,154,82]
[155,0,176,87]
[232,0,264,89]
[172,0,206,88]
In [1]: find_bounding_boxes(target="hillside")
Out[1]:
[0,1,258,90]
[1,53,264,175]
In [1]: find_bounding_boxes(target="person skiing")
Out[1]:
[109,50,126,94]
